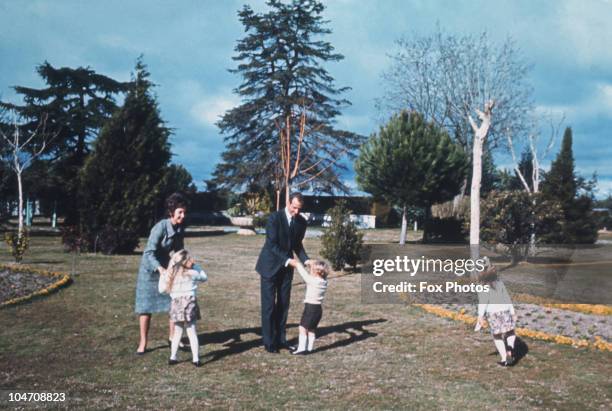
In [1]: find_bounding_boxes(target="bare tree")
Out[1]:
[378,29,533,254]
[0,111,54,239]
[506,112,565,252]
[274,101,350,209]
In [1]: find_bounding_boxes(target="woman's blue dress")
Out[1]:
[134,218,185,314]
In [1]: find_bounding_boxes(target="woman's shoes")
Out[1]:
[168,359,178,366]
[192,361,203,367]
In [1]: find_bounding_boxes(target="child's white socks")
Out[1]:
[494,338,507,362]
[170,324,184,361]
[307,332,316,351]
[296,333,307,352]
[186,321,200,363]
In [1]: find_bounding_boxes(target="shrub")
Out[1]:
[92,225,140,255]
[4,230,29,263]
[61,225,89,253]
[252,213,270,228]
[478,190,564,263]
[321,200,363,271]
[424,217,467,243]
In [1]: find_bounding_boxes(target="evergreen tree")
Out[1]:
[79,58,172,254]
[541,127,597,243]
[479,143,502,195]
[355,111,469,243]
[320,200,363,271]
[542,128,577,204]
[1,62,130,224]
[213,0,363,204]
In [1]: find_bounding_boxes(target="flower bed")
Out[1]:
[413,303,612,352]
[0,264,71,308]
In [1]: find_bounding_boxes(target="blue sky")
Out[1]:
[1,0,611,197]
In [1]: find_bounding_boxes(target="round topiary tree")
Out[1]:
[355,110,468,244]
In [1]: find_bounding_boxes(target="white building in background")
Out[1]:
[301,212,376,229]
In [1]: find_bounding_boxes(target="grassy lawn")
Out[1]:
[0,232,611,409]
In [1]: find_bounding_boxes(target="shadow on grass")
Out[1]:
[312,318,387,353]
[487,336,529,366]
[199,318,386,363]
[184,230,233,238]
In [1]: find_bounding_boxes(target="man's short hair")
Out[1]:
[289,192,304,204]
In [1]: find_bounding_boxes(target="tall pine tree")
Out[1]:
[0,62,130,224]
[541,127,597,243]
[213,0,363,207]
[79,58,173,254]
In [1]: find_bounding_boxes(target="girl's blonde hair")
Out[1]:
[307,259,330,279]
[163,249,192,293]
[478,257,498,288]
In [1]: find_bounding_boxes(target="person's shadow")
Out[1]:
[199,318,387,363]
[488,336,529,365]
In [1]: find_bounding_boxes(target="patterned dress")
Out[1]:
[134,219,184,314]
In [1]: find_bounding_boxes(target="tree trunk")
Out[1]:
[422,205,431,243]
[400,204,407,245]
[468,101,494,261]
[284,182,291,208]
[16,169,24,239]
[469,135,483,250]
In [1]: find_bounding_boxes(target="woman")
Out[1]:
[135,192,188,354]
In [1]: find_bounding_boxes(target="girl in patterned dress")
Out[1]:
[159,249,208,367]
[475,257,517,366]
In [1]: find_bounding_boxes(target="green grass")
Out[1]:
[0,233,611,409]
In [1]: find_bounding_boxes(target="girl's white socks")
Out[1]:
[494,339,507,362]
[186,321,200,363]
[170,324,184,361]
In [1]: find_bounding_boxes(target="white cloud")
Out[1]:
[190,94,240,128]
[535,81,612,120]
[595,179,612,198]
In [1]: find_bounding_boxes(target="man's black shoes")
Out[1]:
[265,346,279,354]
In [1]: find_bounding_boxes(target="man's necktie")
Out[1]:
[289,216,295,246]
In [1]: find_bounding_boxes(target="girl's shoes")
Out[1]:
[168,359,178,366]
[193,361,202,367]
[497,360,510,367]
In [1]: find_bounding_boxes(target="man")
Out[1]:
[256,192,310,353]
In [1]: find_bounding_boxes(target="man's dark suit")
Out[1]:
[255,210,309,350]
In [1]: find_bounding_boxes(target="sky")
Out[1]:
[1,0,611,197]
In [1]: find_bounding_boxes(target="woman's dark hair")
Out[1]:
[165,192,189,217]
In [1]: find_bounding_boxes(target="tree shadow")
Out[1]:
[199,318,386,363]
